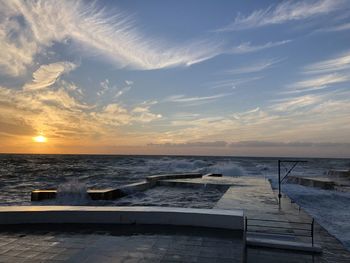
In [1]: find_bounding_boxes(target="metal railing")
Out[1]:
[245,217,315,246]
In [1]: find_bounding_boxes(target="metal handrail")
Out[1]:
[245,217,315,246]
[248,224,312,231]
[247,218,311,225]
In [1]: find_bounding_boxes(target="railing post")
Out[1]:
[278,160,281,204]
[311,218,314,246]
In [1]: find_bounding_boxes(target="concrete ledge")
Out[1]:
[0,206,244,230]
[246,237,322,253]
[31,181,154,201]
[287,176,335,190]
[146,173,202,182]
[157,180,230,191]
[327,170,350,179]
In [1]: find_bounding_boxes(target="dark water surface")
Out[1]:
[0,154,349,205]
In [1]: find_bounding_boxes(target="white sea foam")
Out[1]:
[204,162,245,176]
[283,183,350,250]
[56,178,90,205]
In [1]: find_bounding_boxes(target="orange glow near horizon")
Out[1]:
[33,135,47,143]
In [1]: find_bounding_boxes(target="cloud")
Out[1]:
[288,73,350,92]
[148,141,228,148]
[303,51,350,74]
[148,140,350,149]
[207,77,262,90]
[0,61,162,140]
[318,22,350,32]
[270,94,323,112]
[24,62,77,91]
[164,93,233,106]
[224,58,283,74]
[230,40,291,54]
[0,1,39,76]
[0,0,223,76]
[218,0,345,31]
[0,120,36,136]
[153,88,350,146]
[229,141,350,147]
[97,79,132,99]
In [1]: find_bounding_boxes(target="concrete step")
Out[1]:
[246,236,322,253]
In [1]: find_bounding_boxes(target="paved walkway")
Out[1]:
[0,225,242,263]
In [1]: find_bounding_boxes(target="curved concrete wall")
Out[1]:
[0,206,244,230]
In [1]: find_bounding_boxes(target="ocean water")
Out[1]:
[0,154,350,249]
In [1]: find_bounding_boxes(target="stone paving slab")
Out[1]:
[0,225,243,263]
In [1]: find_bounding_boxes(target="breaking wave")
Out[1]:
[55,178,90,205]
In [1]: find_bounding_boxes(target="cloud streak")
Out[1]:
[288,73,350,92]
[165,93,233,106]
[318,22,350,32]
[218,0,345,31]
[24,62,77,91]
[224,58,283,75]
[303,51,350,74]
[0,0,223,76]
[230,40,291,54]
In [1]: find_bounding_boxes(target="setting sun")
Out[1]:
[33,135,47,143]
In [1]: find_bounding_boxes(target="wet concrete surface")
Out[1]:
[0,224,243,262]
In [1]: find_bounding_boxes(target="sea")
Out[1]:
[0,154,349,249]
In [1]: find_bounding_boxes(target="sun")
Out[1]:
[33,135,47,143]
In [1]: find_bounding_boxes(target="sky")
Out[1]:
[0,0,350,157]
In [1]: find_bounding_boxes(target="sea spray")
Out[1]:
[204,162,245,176]
[56,178,90,205]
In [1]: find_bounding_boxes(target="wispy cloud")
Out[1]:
[270,94,323,112]
[148,141,228,148]
[303,51,350,74]
[224,58,283,75]
[165,93,232,105]
[97,79,131,99]
[24,62,77,91]
[0,0,223,76]
[288,73,350,92]
[229,141,350,148]
[318,22,350,32]
[230,40,291,54]
[207,77,262,89]
[218,0,345,31]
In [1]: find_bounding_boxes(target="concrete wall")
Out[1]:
[0,206,244,230]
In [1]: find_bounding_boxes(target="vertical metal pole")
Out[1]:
[311,218,314,246]
[278,160,281,203]
[243,217,248,263]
